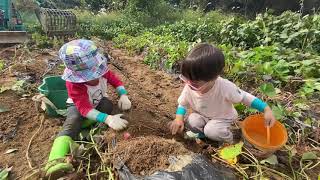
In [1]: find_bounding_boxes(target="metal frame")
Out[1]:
[38,8,76,37]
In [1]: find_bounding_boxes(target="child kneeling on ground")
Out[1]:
[46,39,131,176]
[169,43,276,144]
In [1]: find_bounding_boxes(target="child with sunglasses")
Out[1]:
[169,43,276,143]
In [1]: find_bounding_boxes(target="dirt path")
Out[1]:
[0,43,202,179]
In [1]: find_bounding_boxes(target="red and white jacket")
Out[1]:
[66,70,126,121]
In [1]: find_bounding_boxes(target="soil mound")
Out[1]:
[111,136,191,175]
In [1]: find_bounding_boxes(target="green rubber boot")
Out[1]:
[45,136,77,177]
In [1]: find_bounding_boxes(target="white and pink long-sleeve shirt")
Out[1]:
[177,77,267,120]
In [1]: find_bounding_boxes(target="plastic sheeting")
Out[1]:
[116,154,236,180]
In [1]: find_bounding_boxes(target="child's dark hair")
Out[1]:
[181,43,225,82]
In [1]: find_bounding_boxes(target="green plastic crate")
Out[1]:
[38,76,68,117]
[38,76,96,128]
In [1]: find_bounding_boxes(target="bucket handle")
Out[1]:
[32,94,67,116]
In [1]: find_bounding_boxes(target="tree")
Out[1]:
[14,0,38,11]
[84,0,110,11]
[52,0,82,9]
[125,0,176,25]
[179,0,211,9]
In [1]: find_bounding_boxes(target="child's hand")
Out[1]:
[264,106,276,127]
[118,95,132,110]
[169,116,184,135]
[105,114,128,130]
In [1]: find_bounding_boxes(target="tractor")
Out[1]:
[0,0,77,44]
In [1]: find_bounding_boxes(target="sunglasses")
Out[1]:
[179,74,211,91]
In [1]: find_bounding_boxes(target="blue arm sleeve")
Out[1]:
[251,98,268,112]
[96,112,109,123]
[116,86,128,96]
[86,109,109,123]
[176,105,187,116]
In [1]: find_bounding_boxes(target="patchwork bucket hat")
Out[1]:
[59,39,108,83]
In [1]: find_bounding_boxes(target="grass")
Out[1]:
[204,10,239,23]
[177,9,203,22]
[172,9,237,23]
[74,8,236,32]
[74,10,125,25]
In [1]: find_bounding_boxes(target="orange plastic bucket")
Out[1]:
[241,114,288,153]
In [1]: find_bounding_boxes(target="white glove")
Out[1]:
[118,95,132,110]
[105,114,128,131]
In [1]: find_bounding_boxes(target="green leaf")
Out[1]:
[284,37,293,44]
[218,142,243,164]
[231,60,246,74]
[0,60,4,71]
[315,83,320,91]
[302,152,317,161]
[264,37,272,44]
[0,167,12,180]
[262,62,274,74]
[234,103,246,112]
[56,109,67,117]
[260,83,276,97]
[280,32,288,39]
[294,103,310,110]
[304,118,313,126]
[0,86,10,93]
[260,154,278,165]
[302,60,315,66]
[300,29,309,33]
[292,112,302,118]
[11,80,25,92]
[272,104,285,120]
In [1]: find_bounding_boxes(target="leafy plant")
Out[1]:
[0,60,4,71]
[301,152,318,161]
[220,11,320,53]
[124,0,178,26]
[218,142,243,165]
[271,103,286,120]
[114,32,188,70]
[260,155,278,165]
[30,33,63,49]
[259,83,276,98]
[0,167,12,180]
[77,16,144,40]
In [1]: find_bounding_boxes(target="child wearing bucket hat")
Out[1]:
[169,43,277,144]
[45,39,131,176]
